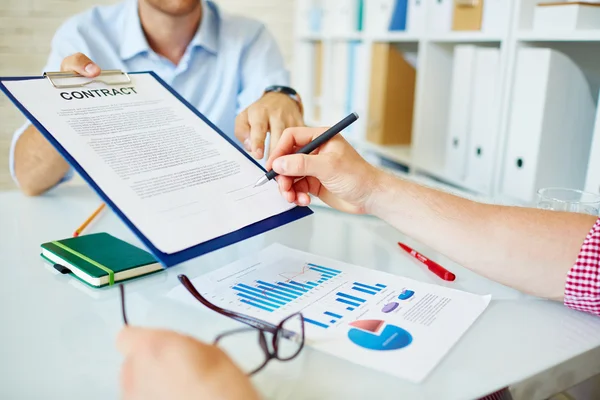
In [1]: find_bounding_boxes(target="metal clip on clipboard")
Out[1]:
[43,70,131,89]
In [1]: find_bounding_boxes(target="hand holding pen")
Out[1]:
[255,112,359,187]
[265,113,387,214]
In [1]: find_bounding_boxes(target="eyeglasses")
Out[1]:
[119,277,306,376]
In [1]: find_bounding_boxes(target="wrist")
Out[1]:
[365,169,405,217]
[263,85,303,115]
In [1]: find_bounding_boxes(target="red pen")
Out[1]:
[398,242,456,281]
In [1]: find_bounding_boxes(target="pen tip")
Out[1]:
[352,112,359,119]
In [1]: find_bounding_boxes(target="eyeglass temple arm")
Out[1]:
[177,275,278,332]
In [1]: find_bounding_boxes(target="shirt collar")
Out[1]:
[119,0,218,61]
[190,0,219,55]
[119,0,150,61]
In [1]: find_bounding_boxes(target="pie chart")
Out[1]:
[381,302,399,313]
[347,319,412,351]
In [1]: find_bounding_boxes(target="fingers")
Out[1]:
[60,52,100,77]
[266,127,325,169]
[272,153,330,179]
[248,107,268,159]
[234,110,251,152]
[268,118,286,160]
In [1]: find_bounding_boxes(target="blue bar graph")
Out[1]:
[278,282,308,293]
[240,299,274,312]
[256,285,297,300]
[353,282,384,292]
[324,311,343,319]
[257,281,302,297]
[330,320,336,323]
[352,286,377,295]
[304,318,328,328]
[308,263,342,274]
[337,292,366,303]
[231,263,344,313]
[237,293,282,308]
[346,307,354,311]
[337,298,360,307]
[376,284,386,288]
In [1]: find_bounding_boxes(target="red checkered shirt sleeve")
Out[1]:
[564,218,600,316]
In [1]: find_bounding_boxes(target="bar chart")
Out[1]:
[336,282,387,311]
[230,263,343,313]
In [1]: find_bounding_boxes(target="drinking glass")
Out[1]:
[537,187,600,215]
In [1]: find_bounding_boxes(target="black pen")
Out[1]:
[253,112,359,187]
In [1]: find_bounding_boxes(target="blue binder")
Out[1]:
[389,0,408,31]
[0,71,313,267]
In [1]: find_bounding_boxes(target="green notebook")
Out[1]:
[40,232,163,287]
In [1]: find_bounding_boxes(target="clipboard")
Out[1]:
[0,70,313,268]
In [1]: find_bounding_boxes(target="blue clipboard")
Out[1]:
[0,71,313,267]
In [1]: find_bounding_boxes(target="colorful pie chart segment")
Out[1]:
[398,289,414,300]
[381,302,399,313]
[348,319,412,351]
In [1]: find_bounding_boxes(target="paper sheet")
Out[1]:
[167,244,491,383]
[3,75,295,254]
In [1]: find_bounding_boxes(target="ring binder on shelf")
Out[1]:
[43,69,131,89]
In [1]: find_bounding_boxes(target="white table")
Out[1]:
[2,185,600,400]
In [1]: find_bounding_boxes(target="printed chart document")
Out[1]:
[168,244,491,383]
[0,73,311,265]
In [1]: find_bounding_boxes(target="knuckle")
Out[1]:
[73,52,88,64]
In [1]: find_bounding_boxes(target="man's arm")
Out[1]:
[12,53,101,195]
[267,127,598,302]
[13,126,71,196]
[368,174,596,300]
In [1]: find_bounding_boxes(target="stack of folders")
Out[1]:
[318,42,416,145]
[445,45,501,194]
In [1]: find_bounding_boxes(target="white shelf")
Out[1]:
[517,30,600,42]
[355,141,412,167]
[297,32,364,41]
[366,32,420,43]
[297,32,323,41]
[426,31,504,43]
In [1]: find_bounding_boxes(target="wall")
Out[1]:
[0,0,294,190]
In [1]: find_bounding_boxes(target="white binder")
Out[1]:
[427,0,453,33]
[445,45,476,182]
[501,48,596,204]
[329,0,361,35]
[481,0,511,35]
[407,0,426,34]
[584,92,600,194]
[330,42,350,123]
[364,0,395,35]
[464,48,501,194]
[292,41,317,123]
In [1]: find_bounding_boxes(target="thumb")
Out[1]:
[272,154,330,179]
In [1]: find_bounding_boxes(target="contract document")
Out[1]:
[0,72,311,266]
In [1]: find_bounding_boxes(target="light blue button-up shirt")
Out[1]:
[9,0,289,183]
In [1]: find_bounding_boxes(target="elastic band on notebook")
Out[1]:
[51,241,115,285]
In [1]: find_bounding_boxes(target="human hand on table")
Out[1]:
[266,127,383,214]
[235,92,304,161]
[117,327,259,400]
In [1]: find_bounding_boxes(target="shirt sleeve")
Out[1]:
[236,25,290,113]
[564,217,600,316]
[8,22,79,186]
